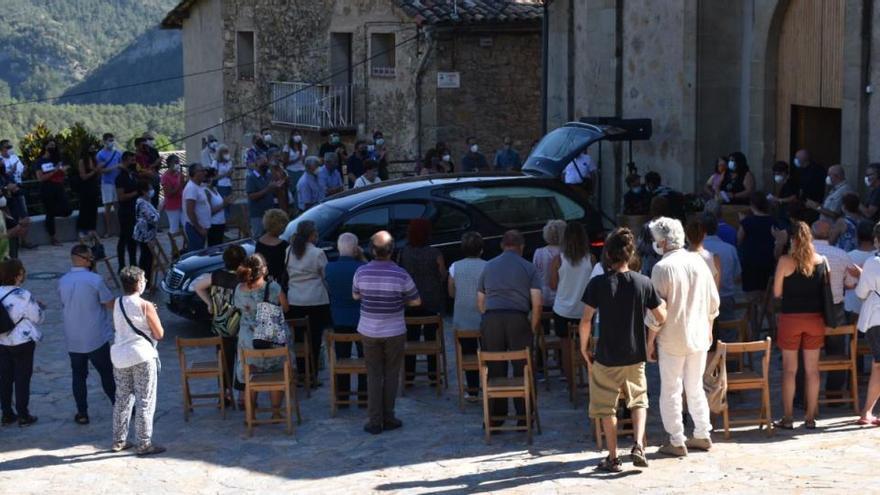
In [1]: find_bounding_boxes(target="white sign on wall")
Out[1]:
[437,72,460,89]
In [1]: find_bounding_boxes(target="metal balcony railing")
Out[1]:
[270,81,354,130]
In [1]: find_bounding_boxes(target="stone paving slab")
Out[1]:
[1,238,879,493]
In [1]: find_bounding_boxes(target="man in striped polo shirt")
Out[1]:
[352,230,421,434]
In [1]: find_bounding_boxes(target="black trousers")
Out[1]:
[0,340,36,417]
[117,214,137,271]
[138,241,154,283]
[41,181,69,237]
[404,307,439,382]
[207,224,226,247]
[460,337,480,390]
[221,336,237,392]
[69,342,115,415]
[480,311,532,420]
[76,187,99,233]
[334,326,367,399]
[289,305,330,380]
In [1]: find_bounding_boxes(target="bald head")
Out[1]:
[371,230,394,259]
[812,220,832,240]
[796,149,810,163]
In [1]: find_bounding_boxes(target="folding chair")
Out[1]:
[326,332,368,416]
[479,348,541,444]
[715,318,750,369]
[176,336,228,421]
[818,324,859,414]
[147,239,171,292]
[287,318,313,396]
[857,337,872,384]
[567,322,588,406]
[167,230,186,260]
[715,338,774,439]
[454,329,481,410]
[402,314,447,394]
[240,347,301,436]
[534,310,562,389]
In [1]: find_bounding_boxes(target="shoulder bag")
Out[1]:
[253,283,288,349]
[703,349,728,414]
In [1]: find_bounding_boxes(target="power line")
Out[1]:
[170,32,421,145]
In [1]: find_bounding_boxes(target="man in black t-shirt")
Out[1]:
[580,227,665,472]
[114,152,139,272]
[860,163,880,222]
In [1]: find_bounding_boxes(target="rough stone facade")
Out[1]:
[170,0,541,177]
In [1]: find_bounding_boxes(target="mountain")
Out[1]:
[0,0,182,103]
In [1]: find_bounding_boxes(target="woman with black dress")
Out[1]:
[719,151,756,205]
[76,145,101,239]
[33,141,70,246]
[254,209,290,290]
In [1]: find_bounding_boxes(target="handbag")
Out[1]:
[703,349,728,414]
[820,259,842,328]
[253,283,288,348]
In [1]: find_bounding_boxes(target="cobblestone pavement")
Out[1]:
[1,239,879,494]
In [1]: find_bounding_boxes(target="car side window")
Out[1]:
[431,203,471,235]
[449,186,584,229]
[337,208,390,241]
[390,203,427,239]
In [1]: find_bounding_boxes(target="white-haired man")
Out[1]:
[648,216,720,457]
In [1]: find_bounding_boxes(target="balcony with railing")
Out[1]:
[270,81,354,130]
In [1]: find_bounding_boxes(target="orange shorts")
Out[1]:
[776,313,825,351]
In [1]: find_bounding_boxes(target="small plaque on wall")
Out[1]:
[437,72,460,89]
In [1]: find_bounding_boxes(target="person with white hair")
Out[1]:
[532,219,567,309]
[648,216,720,457]
[296,156,325,211]
[319,152,344,197]
[325,232,368,405]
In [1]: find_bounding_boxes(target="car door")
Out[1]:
[320,206,391,259]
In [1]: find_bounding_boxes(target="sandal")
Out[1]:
[630,444,648,468]
[773,417,794,430]
[597,455,623,473]
[855,416,875,426]
[804,418,817,430]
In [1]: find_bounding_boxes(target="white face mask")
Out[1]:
[146,139,155,148]
[727,160,736,171]
[793,157,802,168]
[652,241,665,256]
[209,141,219,151]
[263,133,272,142]
[293,135,302,143]
[0,196,7,208]
[866,176,873,187]
[442,154,451,162]
[774,174,785,184]
[221,153,230,161]
[148,188,155,199]
[825,176,833,186]
[469,144,479,153]
[104,141,114,149]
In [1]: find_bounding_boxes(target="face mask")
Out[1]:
[375,138,385,146]
[209,141,218,151]
[728,160,736,171]
[147,139,156,148]
[652,241,664,256]
[367,145,375,152]
[0,196,6,208]
[221,153,230,161]
[331,136,340,144]
[442,154,451,162]
[148,188,155,199]
[104,141,114,149]
[825,176,833,186]
[293,135,302,143]
[774,174,785,184]
[865,177,873,187]
[793,157,801,168]
[470,144,479,153]
[632,186,642,194]
[262,134,272,142]
[169,162,179,171]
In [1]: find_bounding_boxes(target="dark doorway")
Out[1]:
[789,105,841,166]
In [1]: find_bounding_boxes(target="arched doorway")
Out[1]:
[775,0,844,165]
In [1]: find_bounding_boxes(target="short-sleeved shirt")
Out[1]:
[317,165,343,194]
[245,169,274,219]
[2,153,26,184]
[286,243,329,306]
[478,251,542,313]
[352,260,419,338]
[584,270,660,367]
[115,168,139,219]
[57,267,114,354]
[822,182,851,220]
[296,172,324,210]
[325,256,366,328]
[96,149,121,185]
[34,157,65,183]
[182,181,211,228]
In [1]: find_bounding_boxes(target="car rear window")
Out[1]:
[449,186,584,229]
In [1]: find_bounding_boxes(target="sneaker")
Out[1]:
[597,455,623,473]
[630,444,648,467]
[363,423,382,435]
[74,413,90,425]
[383,418,403,431]
[685,437,712,451]
[1,413,17,426]
[18,415,38,427]
[111,441,134,452]
[136,444,166,457]
[464,392,480,403]
[658,443,688,457]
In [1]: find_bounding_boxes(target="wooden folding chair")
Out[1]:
[479,348,541,444]
[176,336,228,421]
[534,310,562,389]
[402,314,447,394]
[287,318,313,396]
[240,347,301,436]
[326,332,368,416]
[715,338,774,439]
[454,329,481,410]
[857,338,872,384]
[167,230,186,260]
[147,239,171,292]
[715,318,750,369]
[566,322,588,406]
[818,324,859,414]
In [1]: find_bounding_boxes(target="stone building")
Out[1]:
[161,0,543,174]
[547,0,874,216]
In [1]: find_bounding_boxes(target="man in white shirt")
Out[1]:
[812,219,851,394]
[353,160,381,189]
[183,163,212,251]
[648,217,720,457]
[563,151,594,185]
[200,135,218,169]
[807,165,851,222]
[0,139,31,250]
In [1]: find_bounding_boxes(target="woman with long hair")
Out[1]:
[549,222,592,379]
[719,151,755,205]
[255,209,290,286]
[33,140,69,246]
[772,221,827,429]
[285,220,330,386]
[703,156,728,199]
[76,144,101,239]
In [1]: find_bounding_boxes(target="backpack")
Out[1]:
[209,271,240,338]
[0,289,22,337]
